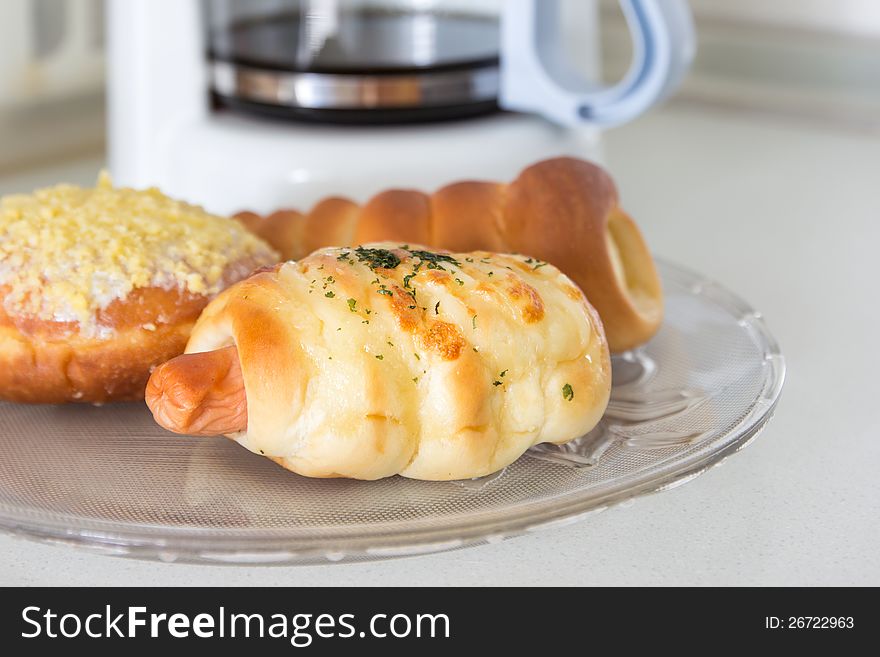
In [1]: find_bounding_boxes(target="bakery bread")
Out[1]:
[146,243,611,481]
[236,157,662,352]
[0,174,278,403]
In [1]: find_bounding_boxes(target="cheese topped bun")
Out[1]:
[0,173,278,403]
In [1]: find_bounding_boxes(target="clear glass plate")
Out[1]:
[0,260,785,564]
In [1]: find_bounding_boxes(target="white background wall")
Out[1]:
[687,0,880,37]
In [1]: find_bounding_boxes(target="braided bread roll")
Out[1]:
[237,157,662,352]
[146,244,611,481]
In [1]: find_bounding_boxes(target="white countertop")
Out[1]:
[1,104,877,585]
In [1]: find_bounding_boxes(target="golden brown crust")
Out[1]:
[301,197,360,258]
[417,320,465,361]
[0,286,208,338]
[236,157,663,352]
[502,158,662,351]
[0,319,194,403]
[234,209,304,261]
[354,190,432,246]
[429,181,507,253]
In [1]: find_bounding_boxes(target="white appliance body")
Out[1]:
[108,0,693,215]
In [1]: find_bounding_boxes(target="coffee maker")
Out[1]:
[107,0,694,215]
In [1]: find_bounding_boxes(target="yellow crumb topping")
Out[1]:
[0,173,278,335]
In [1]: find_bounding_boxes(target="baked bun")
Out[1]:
[236,157,663,352]
[146,243,611,481]
[0,174,278,403]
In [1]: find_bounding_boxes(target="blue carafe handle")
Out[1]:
[501,0,696,126]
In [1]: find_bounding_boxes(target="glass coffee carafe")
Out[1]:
[205,0,694,125]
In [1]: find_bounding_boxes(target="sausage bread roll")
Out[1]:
[147,243,611,481]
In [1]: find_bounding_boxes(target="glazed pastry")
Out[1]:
[237,157,663,352]
[146,243,611,481]
[0,174,278,403]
